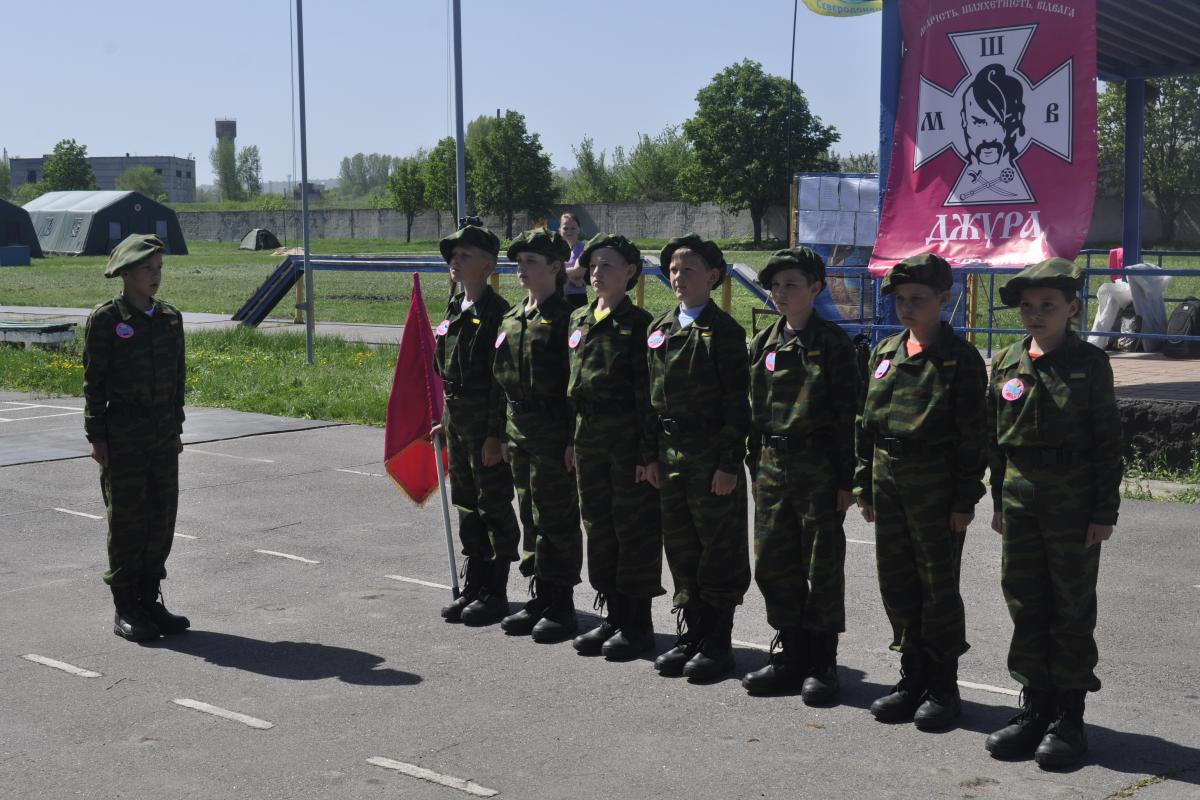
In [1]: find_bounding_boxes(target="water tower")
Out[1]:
[215,119,237,145]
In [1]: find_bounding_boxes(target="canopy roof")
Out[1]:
[1097,0,1200,81]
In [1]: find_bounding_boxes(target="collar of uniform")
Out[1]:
[522,292,566,321]
[112,295,137,321]
[581,295,633,331]
[766,312,822,350]
[875,331,904,359]
[671,302,717,332]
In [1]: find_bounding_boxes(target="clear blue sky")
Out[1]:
[5,1,883,185]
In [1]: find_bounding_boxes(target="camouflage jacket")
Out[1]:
[854,322,988,512]
[82,295,186,442]
[748,313,860,491]
[646,303,750,474]
[567,296,657,465]
[493,292,575,442]
[434,285,511,439]
[988,332,1122,526]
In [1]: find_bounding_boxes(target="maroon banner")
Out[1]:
[870,0,1096,273]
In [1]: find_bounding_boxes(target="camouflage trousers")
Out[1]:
[100,419,179,588]
[753,445,845,632]
[574,414,665,600]
[444,399,520,563]
[1000,459,1102,692]
[509,418,582,587]
[872,449,968,660]
[658,433,750,610]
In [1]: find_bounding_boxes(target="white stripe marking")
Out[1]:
[174,533,198,539]
[732,638,771,652]
[172,699,274,729]
[1,402,82,411]
[255,549,319,564]
[54,507,103,520]
[336,468,385,477]
[367,757,498,797]
[847,538,875,546]
[185,448,275,463]
[957,680,1021,697]
[21,654,101,678]
[385,574,451,590]
[3,410,84,421]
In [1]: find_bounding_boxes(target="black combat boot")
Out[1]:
[500,577,550,636]
[602,595,655,661]
[742,628,807,695]
[139,579,190,634]
[1034,689,1088,769]
[914,655,962,731]
[801,632,841,706]
[531,583,578,643]
[655,605,704,677]
[573,593,619,655]
[111,586,160,642]
[985,688,1055,759]
[441,556,485,622]
[683,605,735,682]
[461,559,510,626]
[871,648,927,722]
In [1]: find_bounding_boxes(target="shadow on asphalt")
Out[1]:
[150,630,422,687]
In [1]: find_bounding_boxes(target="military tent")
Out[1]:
[24,190,187,256]
[1,198,43,257]
[239,228,282,250]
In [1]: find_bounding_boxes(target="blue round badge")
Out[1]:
[115,322,134,339]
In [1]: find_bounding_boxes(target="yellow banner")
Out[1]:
[802,0,882,16]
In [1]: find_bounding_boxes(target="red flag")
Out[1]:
[384,273,447,504]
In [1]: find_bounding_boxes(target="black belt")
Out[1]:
[1005,446,1088,467]
[876,437,938,458]
[657,416,720,436]
[759,432,823,452]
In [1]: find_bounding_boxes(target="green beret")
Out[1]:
[506,228,572,262]
[880,253,953,296]
[439,224,500,262]
[660,234,727,288]
[758,247,825,289]
[104,234,165,278]
[579,233,643,291]
[999,257,1083,307]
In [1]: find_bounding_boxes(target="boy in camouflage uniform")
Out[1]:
[742,248,859,704]
[984,258,1121,769]
[432,223,521,626]
[567,233,664,661]
[493,229,583,644]
[647,234,751,682]
[855,253,987,730]
[83,234,190,642]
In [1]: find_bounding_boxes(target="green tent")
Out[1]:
[24,190,187,256]
[0,198,43,257]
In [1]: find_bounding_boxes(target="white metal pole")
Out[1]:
[432,431,460,599]
[296,0,315,365]
[452,0,467,223]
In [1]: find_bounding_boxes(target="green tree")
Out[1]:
[682,60,839,243]
[469,110,555,238]
[465,114,498,153]
[561,136,618,203]
[42,138,97,191]
[1098,77,1200,245]
[210,138,243,201]
[336,152,395,199]
[236,145,263,197]
[423,137,465,235]
[836,151,879,173]
[115,166,167,201]
[14,181,48,205]
[387,152,428,242]
[611,125,695,202]
[0,160,11,200]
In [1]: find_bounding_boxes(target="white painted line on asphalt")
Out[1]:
[54,507,103,520]
[174,533,198,539]
[172,699,274,730]
[731,639,771,652]
[3,410,84,421]
[847,538,875,546]
[957,680,1021,697]
[0,577,76,596]
[185,448,275,463]
[1,401,82,411]
[385,574,452,590]
[21,654,101,678]
[254,549,319,565]
[336,468,385,477]
[367,757,498,797]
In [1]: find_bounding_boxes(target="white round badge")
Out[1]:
[1002,378,1025,402]
[494,331,507,349]
[873,359,891,379]
[647,330,666,349]
[435,320,450,337]
[765,352,777,372]
[569,329,583,349]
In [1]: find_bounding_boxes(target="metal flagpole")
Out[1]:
[296,0,315,365]
[452,0,467,224]
[432,431,459,599]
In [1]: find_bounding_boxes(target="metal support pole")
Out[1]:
[1122,78,1146,267]
[877,0,902,211]
[295,0,315,366]
[452,0,467,223]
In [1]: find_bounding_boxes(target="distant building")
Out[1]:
[9,155,196,203]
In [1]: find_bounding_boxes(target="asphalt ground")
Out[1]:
[1,394,1198,800]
